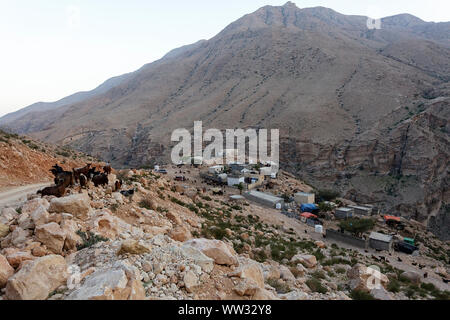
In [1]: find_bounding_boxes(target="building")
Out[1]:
[208,165,224,175]
[243,190,284,208]
[369,232,393,251]
[348,205,372,216]
[335,207,354,219]
[227,172,245,187]
[294,192,315,205]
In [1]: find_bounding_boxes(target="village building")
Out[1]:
[334,207,354,219]
[294,192,315,205]
[227,171,245,187]
[369,232,393,251]
[208,165,224,175]
[348,205,372,216]
[243,190,284,208]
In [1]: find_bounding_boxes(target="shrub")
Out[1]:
[76,231,108,250]
[306,278,328,294]
[349,290,376,300]
[317,189,340,201]
[267,279,291,294]
[387,279,401,293]
[339,218,375,237]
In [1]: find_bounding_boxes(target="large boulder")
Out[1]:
[66,264,145,300]
[0,254,14,288]
[183,239,238,266]
[4,249,35,268]
[0,207,17,224]
[35,222,66,254]
[180,246,214,273]
[169,226,192,242]
[30,205,49,227]
[347,264,389,292]
[21,198,49,215]
[48,194,91,219]
[5,255,68,300]
[10,227,30,247]
[262,263,281,281]
[229,259,264,288]
[90,210,118,240]
[183,270,198,293]
[291,254,317,268]
[400,271,421,284]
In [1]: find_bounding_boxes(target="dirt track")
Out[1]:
[0,183,51,209]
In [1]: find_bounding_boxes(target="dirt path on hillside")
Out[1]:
[0,183,51,209]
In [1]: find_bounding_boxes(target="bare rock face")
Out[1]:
[291,254,317,268]
[66,264,145,300]
[35,222,66,254]
[183,238,238,266]
[5,254,68,300]
[183,270,198,293]
[0,254,14,288]
[48,193,91,219]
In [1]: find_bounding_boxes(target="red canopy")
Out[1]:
[301,212,318,219]
[384,215,401,222]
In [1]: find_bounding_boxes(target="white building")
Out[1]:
[227,175,245,187]
[208,165,224,175]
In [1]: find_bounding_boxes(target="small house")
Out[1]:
[348,205,372,216]
[227,172,245,187]
[294,192,315,205]
[369,232,393,251]
[335,207,354,219]
[243,190,284,208]
[208,165,224,175]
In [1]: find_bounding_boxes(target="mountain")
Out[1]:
[0,2,449,239]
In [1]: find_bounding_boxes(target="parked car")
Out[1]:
[175,176,186,181]
[157,169,168,174]
[394,241,418,254]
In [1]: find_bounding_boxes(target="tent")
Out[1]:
[384,215,401,222]
[300,212,318,219]
[300,203,319,213]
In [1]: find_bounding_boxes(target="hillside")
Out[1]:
[0,2,448,239]
[0,129,101,190]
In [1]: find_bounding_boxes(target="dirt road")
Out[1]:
[0,183,51,208]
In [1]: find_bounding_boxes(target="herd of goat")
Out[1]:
[37,164,122,197]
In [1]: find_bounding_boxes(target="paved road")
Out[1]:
[0,183,51,209]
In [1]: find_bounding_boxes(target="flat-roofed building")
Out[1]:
[369,232,393,251]
[243,190,284,208]
[294,192,315,205]
[335,207,353,219]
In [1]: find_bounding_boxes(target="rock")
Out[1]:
[90,210,118,239]
[60,219,82,251]
[183,270,198,293]
[229,260,264,288]
[183,238,238,266]
[252,288,279,300]
[0,223,9,238]
[315,241,326,248]
[234,279,259,296]
[0,207,17,224]
[371,287,393,300]
[291,254,317,268]
[279,265,296,282]
[10,227,30,247]
[30,205,49,227]
[180,246,214,273]
[17,213,34,230]
[400,271,421,284]
[347,264,389,292]
[262,264,281,281]
[112,192,124,204]
[21,198,49,215]
[5,255,68,300]
[279,291,309,300]
[0,254,14,288]
[35,223,66,254]
[117,239,150,255]
[169,226,192,242]
[31,246,47,257]
[166,211,182,225]
[66,265,145,300]
[4,249,35,268]
[48,193,91,219]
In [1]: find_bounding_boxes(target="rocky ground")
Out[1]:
[0,167,448,300]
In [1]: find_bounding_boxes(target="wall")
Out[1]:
[326,229,368,249]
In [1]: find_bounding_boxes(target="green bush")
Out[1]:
[339,218,375,237]
[349,290,376,300]
[306,278,328,294]
[76,231,108,250]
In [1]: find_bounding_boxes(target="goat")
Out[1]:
[397,257,403,262]
[79,174,87,188]
[114,179,123,192]
[92,173,108,187]
[120,188,135,197]
[423,273,428,279]
[54,171,74,188]
[419,264,425,269]
[103,165,112,175]
[37,180,66,198]
[73,164,91,183]
[87,167,101,181]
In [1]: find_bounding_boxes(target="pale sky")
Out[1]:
[0,0,449,117]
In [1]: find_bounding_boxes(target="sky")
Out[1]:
[0,0,449,117]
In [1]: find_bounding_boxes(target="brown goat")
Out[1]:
[103,165,112,175]
[73,164,91,183]
[37,182,66,198]
[114,179,123,192]
[92,173,108,187]
[79,174,87,188]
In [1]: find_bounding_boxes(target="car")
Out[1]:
[394,241,418,254]
[157,169,168,174]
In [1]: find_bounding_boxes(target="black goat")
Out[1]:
[92,173,108,187]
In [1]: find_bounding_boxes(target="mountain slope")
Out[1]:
[0,2,449,238]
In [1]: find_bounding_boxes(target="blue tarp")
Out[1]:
[301,203,318,213]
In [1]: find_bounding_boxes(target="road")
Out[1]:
[0,183,51,209]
